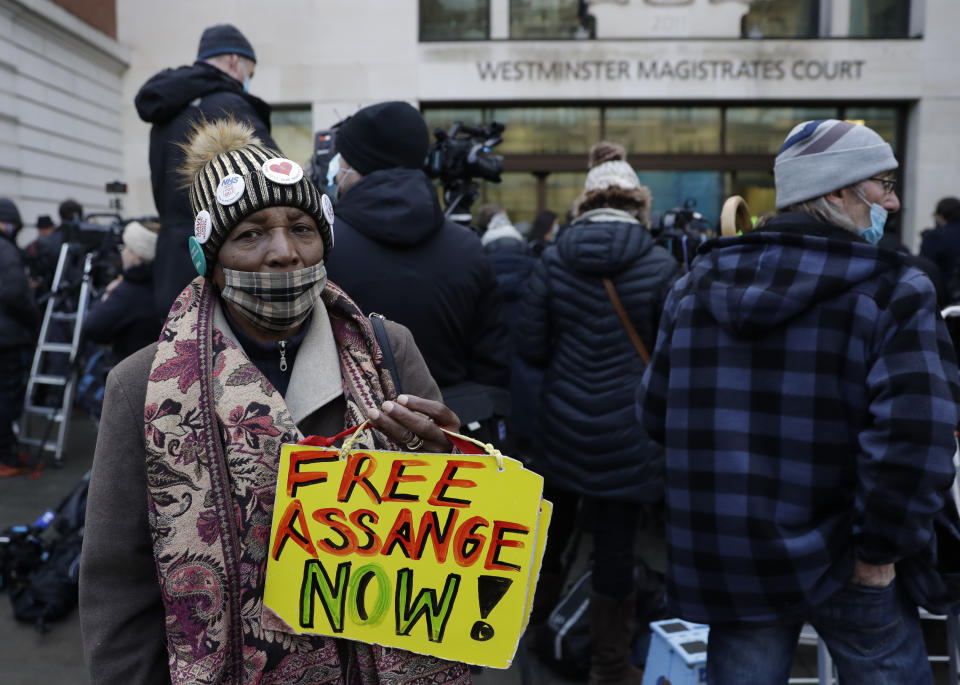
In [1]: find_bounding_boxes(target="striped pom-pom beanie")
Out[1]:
[180,118,334,275]
[774,119,897,209]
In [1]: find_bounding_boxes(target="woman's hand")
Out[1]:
[366,394,460,453]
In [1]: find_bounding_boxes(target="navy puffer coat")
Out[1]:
[518,209,679,501]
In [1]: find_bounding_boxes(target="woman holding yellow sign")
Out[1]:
[79,118,470,684]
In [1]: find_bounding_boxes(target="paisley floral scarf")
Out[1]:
[144,277,470,685]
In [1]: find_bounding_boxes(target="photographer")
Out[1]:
[24,198,83,298]
[82,221,163,363]
[0,198,39,470]
[325,101,510,430]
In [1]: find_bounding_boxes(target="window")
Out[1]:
[423,108,486,141]
[489,106,601,154]
[510,0,582,39]
[605,107,721,154]
[725,107,839,154]
[844,107,899,149]
[481,172,539,223]
[544,172,584,223]
[740,0,819,38]
[727,170,777,221]
[849,0,912,38]
[420,0,489,41]
[420,104,905,224]
[270,107,313,168]
[639,170,724,228]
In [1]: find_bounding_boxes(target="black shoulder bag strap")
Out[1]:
[369,313,402,395]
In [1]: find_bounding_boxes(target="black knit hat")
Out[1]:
[181,119,334,276]
[336,101,429,176]
[0,198,22,230]
[197,24,256,63]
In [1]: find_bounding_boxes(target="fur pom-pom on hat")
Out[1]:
[572,141,652,223]
[179,117,334,274]
[178,118,263,187]
[587,141,627,169]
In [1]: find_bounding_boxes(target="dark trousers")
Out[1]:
[0,346,31,464]
[541,486,640,598]
[707,579,931,685]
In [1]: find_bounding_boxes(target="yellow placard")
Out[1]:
[264,444,550,668]
[521,498,552,634]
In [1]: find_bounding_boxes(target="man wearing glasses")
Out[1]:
[638,119,959,684]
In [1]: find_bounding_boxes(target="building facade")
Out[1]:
[0,0,127,239]
[5,1,957,249]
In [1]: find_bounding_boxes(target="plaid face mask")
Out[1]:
[220,263,327,332]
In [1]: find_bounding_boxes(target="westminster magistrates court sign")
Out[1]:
[417,40,921,101]
[475,58,867,83]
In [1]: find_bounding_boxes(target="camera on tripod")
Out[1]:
[424,121,506,223]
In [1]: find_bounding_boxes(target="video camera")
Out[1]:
[424,121,506,223]
[650,199,713,273]
[307,129,337,198]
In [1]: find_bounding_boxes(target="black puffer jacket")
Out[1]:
[0,233,39,350]
[483,237,541,440]
[518,209,679,500]
[135,61,276,318]
[82,263,163,362]
[326,168,509,390]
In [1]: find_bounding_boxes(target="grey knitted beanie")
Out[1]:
[774,119,897,209]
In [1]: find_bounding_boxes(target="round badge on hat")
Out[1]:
[193,210,212,244]
[262,157,304,185]
[216,174,245,206]
[321,194,335,227]
[188,236,206,276]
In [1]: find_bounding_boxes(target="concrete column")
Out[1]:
[829,0,850,37]
[902,97,960,252]
[490,0,509,39]
[902,0,960,251]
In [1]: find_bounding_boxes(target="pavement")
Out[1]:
[0,411,955,684]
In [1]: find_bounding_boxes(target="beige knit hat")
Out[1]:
[122,220,158,261]
[179,118,334,276]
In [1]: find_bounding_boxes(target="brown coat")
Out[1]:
[79,319,440,685]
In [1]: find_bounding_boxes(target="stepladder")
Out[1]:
[17,242,94,466]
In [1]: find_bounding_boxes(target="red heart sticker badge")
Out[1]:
[262,158,303,185]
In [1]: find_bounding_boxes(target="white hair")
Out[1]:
[782,180,867,234]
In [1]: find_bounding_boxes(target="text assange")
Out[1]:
[476,59,866,81]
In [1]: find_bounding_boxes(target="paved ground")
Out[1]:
[0,410,95,685]
[0,412,954,684]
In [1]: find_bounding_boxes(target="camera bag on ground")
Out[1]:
[534,560,669,678]
[535,568,593,679]
[5,472,89,632]
[9,529,82,631]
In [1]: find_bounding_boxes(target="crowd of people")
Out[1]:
[0,20,959,685]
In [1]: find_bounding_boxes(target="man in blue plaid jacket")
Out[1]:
[637,119,960,684]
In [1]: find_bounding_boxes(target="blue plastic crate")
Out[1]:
[641,618,709,685]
